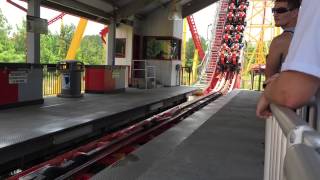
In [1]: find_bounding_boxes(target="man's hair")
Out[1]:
[274,0,301,9]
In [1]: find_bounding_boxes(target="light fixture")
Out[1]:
[168,0,182,20]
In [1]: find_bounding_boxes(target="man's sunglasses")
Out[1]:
[271,7,292,14]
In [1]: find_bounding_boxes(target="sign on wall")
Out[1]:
[112,70,121,78]
[62,73,70,90]
[27,15,48,34]
[9,70,29,84]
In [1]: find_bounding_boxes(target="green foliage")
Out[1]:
[0,9,105,65]
[0,10,24,63]
[12,20,26,58]
[185,36,208,68]
[76,35,105,65]
[40,24,75,64]
[186,38,195,64]
[0,10,10,43]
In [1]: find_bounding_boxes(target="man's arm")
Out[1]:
[265,37,283,79]
[264,71,320,109]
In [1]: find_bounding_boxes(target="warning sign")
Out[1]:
[9,71,28,84]
[62,73,70,90]
[112,70,120,78]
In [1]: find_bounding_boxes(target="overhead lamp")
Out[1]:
[168,0,182,20]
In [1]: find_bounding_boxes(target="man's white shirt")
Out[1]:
[281,0,320,79]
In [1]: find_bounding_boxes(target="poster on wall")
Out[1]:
[26,15,48,34]
[8,70,29,84]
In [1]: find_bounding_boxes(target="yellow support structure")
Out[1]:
[192,50,199,84]
[65,18,88,60]
[181,18,190,85]
[243,0,276,74]
[181,18,187,66]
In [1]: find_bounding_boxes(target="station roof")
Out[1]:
[41,0,218,24]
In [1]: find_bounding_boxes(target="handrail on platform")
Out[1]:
[264,100,320,180]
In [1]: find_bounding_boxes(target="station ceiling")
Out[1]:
[41,0,218,24]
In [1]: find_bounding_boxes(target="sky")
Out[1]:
[0,0,216,39]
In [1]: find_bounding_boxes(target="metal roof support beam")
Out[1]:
[42,0,113,23]
[26,0,43,100]
[182,0,218,18]
[106,20,116,65]
[27,0,41,64]
[116,0,158,20]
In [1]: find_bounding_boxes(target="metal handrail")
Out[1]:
[284,144,320,180]
[265,103,320,180]
[270,104,313,139]
[132,60,157,89]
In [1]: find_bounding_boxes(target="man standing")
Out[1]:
[265,0,300,79]
[257,0,320,118]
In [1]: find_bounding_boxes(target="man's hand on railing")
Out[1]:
[256,94,272,119]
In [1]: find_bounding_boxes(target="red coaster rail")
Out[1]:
[187,15,205,61]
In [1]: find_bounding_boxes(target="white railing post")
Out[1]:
[264,103,320,180]
[264,117,271,180]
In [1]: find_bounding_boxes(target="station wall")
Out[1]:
[136,6,183,39]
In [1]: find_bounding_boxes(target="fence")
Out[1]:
[42,64,85,97]
[42,64,190,96]
[264,98,320,180]
[43,64,62,96]
[250,67,265,91]
[180,66,192,86]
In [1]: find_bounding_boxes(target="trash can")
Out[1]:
[57,60,84,98]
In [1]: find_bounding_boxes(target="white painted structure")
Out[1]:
[107,5,183,87]
[136,6,183,38]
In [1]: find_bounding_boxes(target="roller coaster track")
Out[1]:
[187,15,205,61]
[193,0,230,92]
[193,0,246,94]
[7,70,237,180]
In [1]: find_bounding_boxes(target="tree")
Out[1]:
[11,20,26,62]
[186,38,195,63]
[0,10,25,62]
[40,24,75,64]
[185,36,208,67]
[58,23,75,60]
[40,33,60,64]
[0,9,10,45]
[76,35,105,65]
[0,11,108,65]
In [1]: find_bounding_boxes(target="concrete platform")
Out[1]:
[92,90,265,180]
[0,87,197,173]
